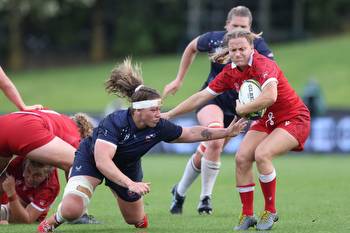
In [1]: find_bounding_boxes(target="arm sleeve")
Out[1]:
[255,62,279,89]
[31,187,58,211]
[96,116,119,146]
[197,32,213,52]
[159,119,183,142]
[207,65,233,94]
[255,38,274,60]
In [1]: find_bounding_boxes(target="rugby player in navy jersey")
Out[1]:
[163,6,274,215]
[37,58,247,232]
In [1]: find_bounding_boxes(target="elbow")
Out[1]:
[264,96,276,108]
[95,160,104,172]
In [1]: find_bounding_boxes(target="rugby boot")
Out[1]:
[256,210,279,230]
[197,195,212,214]
[170,184,185,214]
[233,214,257,230]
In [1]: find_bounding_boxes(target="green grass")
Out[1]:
[1,33,350,113]
[2,154,350,233]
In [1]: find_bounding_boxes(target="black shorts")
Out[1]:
[105,161,143,202]
[196,82,238,127]
[70,141,143,202]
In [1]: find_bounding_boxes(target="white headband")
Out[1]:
[134,85,144,93]
[132,99,162,109]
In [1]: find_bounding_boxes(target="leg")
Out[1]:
[37,176,100,233]
[254,128,298,230]
[234,130,267,231]
[171,104,224,214]
[27,137,76,175]
[196,105,225,214]
[111,189,147,228]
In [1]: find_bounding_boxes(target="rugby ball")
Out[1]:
[238,79,266,120]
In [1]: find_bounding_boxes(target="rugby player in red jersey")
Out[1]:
[0,157,59,224]
[162,29,310,230]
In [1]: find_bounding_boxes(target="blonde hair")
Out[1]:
[24,159,55,176]
[105,58,160,105]
[210,30,260,64]
[71,113,94,138]
[226,6,253,26]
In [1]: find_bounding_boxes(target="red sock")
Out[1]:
[259,178,276,213]
[135,215,148,228]
[237,183,255,216]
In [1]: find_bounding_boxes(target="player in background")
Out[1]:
[0,66,43,111]
[163,6,274,215]
[0,158,59,224]
[37,58,247,232]
[161,29,310,230]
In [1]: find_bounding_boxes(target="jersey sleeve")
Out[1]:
[254,59,279,89]
[255,38,274,60]
[207,65,233,95]
[96,116,120,146]
[31,170,59,212]
[159,119,183,142]
[197,32,213,52]
[31,187,58,211]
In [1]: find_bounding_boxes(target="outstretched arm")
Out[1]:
[162,37,199,98]
[172,117,247,143]
[0,67,43,111]
[162,89,215,120]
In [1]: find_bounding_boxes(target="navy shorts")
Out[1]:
[196,82,238,127]
[70,141,143,202]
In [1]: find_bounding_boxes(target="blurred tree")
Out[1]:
[0,0,59,70]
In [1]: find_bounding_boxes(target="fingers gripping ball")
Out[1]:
[238,79,266,120]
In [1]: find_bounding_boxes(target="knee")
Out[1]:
[60,201,85,221]
[254,148,273,164]
[206,139,224,153]
[235,151,252,169]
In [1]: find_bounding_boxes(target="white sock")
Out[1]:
[177,154,201,197]
[200,157,221,200]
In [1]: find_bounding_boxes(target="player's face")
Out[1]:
[140,106,161,127]
[226,16,251,32]
[228,37,253,68]
[23,166,48,188]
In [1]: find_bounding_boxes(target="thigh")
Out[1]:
[256,128,299,159]
[27,137,76,171]
[111,189,145,223]
[196,104,224,127]
[237,130,268,161]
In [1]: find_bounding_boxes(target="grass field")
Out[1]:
[2,154,350,233]
[1,33,350,113]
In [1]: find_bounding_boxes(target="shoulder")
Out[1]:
[102,109,129,128]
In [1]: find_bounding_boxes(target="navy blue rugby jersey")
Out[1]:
[84,109,182,168]
[197,30,274,84]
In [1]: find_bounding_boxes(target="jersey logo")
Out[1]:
[285,121,291,126]
[145,133,156,141]
[265,112,275,126]
[75,165,82,172]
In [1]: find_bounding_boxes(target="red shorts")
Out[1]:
[249,113,310,151]
[0,113,55,158]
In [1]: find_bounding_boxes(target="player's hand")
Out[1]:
[128,181,151,196]
[162,79,182,98]
[21,104,44,111]
[226,116,248,137]
[235,100,246,117]
[2,175,16,196]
